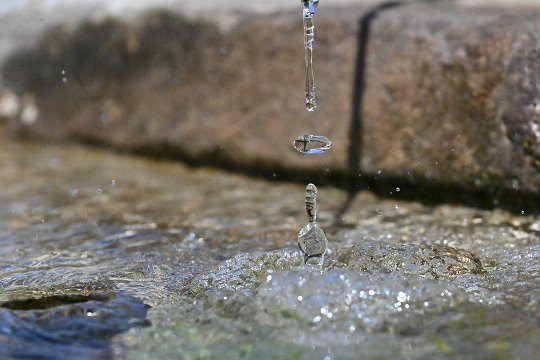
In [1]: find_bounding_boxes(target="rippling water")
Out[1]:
[0,135,538,359]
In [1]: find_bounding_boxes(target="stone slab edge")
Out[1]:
[1,2,540,203]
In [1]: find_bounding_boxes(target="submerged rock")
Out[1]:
[328,239,485,280]
[181,248,304,297]
[0,295,149,359]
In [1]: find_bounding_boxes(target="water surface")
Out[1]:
[0,135,538,359]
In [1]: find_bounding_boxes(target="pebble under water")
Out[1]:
[0,136,539,359]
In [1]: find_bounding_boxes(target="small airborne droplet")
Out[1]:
[293,134,332,154]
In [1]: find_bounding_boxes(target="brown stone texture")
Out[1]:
[362,4,540,192]
[2,3,540,193]
[2,9,357,172]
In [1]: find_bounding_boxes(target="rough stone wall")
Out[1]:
[1,2,540,202]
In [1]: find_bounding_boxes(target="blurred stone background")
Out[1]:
[0,0,539,208]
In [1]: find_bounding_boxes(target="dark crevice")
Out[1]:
[1,294,111,310]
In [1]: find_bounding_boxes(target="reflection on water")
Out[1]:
[0,136,538,359]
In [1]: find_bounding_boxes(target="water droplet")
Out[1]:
[293,134,332,154]
[396,291,408,302]
[320,307,329,315]
[302,0,319,15]
[297,296,303,302]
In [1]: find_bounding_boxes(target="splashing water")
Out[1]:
[298,183,328,265]
[302,0,318,112]
[293,134,332,154]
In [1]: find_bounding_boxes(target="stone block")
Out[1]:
[2,2,540,197]
[362,4,540,193]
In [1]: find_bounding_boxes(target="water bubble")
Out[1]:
[320,307,329,315]
[293,134,332,154]
[375,209,383,216]
[396,187,400,192]
[396,291,408,302]
[521,210,525,215]
[395,204,399,210]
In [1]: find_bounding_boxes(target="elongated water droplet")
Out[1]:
[293,134,332,154]
[302,0,319,111]
[298,183,328,265]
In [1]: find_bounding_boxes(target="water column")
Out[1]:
[294,0,331,266]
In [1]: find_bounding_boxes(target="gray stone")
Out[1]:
[2,9,356,171]
[362,4,540,193]
[2,2,540,197]
[327,239,485,280]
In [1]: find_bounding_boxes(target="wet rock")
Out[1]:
[328,239,485,280]
[182,248,303,297]
[0,138,538,359]
[0,295,149,359]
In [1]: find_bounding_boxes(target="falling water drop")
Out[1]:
[293,134,332,154]
[298,183,328,265]
[302,0,319,111]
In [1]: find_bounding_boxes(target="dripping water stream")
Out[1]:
[303,0,317,112]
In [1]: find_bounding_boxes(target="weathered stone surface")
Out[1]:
[362,4,540,193]
[2,9,356,172]
[2,2,540,196]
